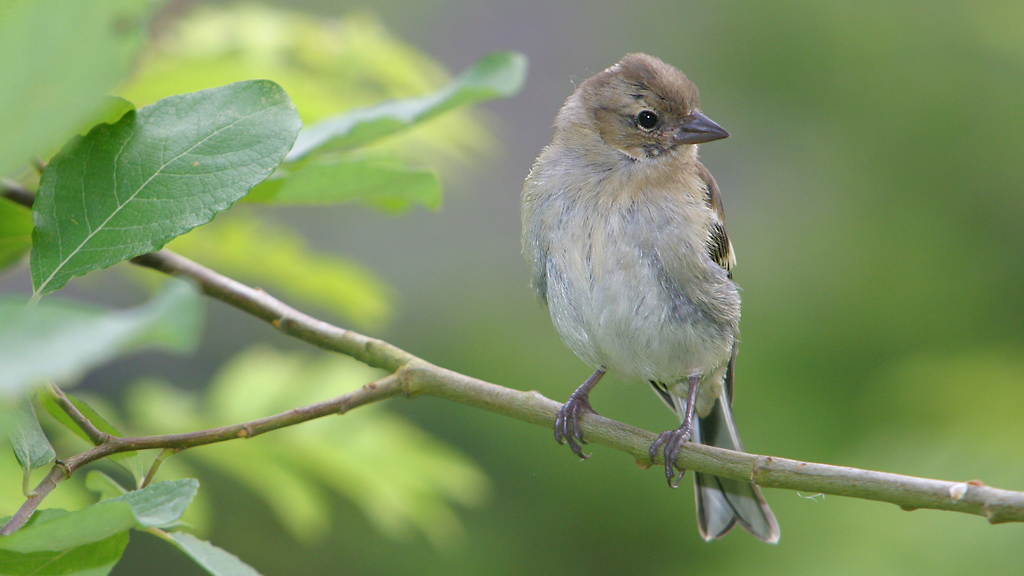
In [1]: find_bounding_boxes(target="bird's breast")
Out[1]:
[542,188,738,384]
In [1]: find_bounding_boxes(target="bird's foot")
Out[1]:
[554,392,598,459]
[650,423,693,488]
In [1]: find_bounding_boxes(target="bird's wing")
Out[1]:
[696,162,736,275]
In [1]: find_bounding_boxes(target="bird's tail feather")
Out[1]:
[691,395,779,543]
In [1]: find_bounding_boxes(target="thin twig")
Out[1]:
[1,179,35,209]
[46,382,109,445]
[131,251,416,374]
[1,373,405,535]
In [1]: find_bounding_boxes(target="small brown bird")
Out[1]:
[521,53,779,542]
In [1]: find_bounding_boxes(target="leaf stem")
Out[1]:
[141,448,176,489]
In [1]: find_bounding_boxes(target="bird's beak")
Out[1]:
[673,111,729,145]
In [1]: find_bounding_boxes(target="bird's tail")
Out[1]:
[691,394,780,543]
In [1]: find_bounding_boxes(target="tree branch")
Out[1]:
[130,251,416,374]
[4,189,1024,538]
[125,249,1024,526]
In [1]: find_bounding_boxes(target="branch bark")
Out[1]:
[123,249,1024,526]
[3,187,1024,537]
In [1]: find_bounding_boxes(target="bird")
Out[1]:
[521,53,779,543]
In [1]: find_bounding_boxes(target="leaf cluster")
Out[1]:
[0,3,526,575]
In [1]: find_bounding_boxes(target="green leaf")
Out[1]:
[249,156,442,212]
[30,80,302,295]
[106,479,198,529]
[0,513,128,576]
[167,532,263,576]
[8,400,55,489]
[287,50,527,160]
[0,505,136,554]
[169,217,392,328]
[85,471,129,502]
[0,279,203,396]
[0,200,32,272]
[39,391,145,485]
[0,0,158,179]
[0,480,196,555]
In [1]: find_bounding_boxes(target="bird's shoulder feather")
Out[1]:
[696,161,736,276]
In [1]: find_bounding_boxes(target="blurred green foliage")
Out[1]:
[119,5,526,331]
[0,0,158,180]
[168,215,395,329]
[119,6,494,169]
[2,3,521,574]
[0,202,32,272]
[0,281,203,396]
[119,347,489,547]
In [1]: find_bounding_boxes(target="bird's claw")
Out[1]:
[554,393,596,459]
[650,424,692,488]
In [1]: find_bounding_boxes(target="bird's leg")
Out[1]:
[649,374,701,487]
[554,368,606,459]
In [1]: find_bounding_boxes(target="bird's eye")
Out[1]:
[636,110,658,130]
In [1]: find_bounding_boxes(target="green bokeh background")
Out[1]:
[7,0,1024,574]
